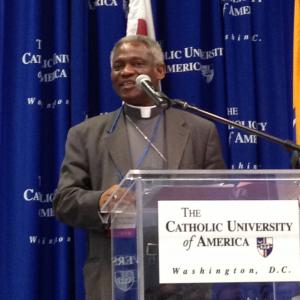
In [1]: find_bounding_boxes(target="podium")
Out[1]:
[101,170,300,300]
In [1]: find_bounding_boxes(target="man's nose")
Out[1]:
[121,63,135,75]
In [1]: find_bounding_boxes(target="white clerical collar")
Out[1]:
[124,103,157,119]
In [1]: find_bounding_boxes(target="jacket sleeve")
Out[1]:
[204,124,227,170]
[53,126,104,230]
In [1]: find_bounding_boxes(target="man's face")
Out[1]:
[111,41,166,106]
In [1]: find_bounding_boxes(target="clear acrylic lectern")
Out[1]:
[101,170,300,300]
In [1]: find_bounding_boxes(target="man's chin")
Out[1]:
[120,91,152,106]
[122,97,153,107]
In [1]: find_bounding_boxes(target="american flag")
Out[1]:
[125,0,156,39]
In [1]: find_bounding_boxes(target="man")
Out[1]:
[53,35,225,299]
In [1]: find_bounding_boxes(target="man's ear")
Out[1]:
[155,63,166,80]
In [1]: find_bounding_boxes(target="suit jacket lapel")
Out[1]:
[166,109,190,169]
[105,109,132,179]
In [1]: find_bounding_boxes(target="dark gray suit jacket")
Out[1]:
[53,107,225,300]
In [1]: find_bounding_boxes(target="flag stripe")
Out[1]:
[137,19,148,35]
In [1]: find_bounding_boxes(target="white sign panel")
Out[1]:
[158,200,300,283]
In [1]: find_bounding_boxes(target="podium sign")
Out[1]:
[158,200,300,283]
[102,170,300,300]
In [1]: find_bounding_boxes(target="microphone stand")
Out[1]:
[159,95,300,169]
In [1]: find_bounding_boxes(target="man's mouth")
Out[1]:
[120,80,136,88]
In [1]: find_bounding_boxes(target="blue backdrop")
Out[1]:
[0,0,298,299]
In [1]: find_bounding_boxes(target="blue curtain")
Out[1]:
[0,0,298,299]
[153,0,294,169]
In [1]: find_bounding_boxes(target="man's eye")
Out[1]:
[113,62,124,70]
[134,61,145,67]
[113,65,121,71]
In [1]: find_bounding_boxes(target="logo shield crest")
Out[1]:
[257,237,273,257]
[114,270,135,292]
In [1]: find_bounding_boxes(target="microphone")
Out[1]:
[135,74,170,109]
[137,75,300,168]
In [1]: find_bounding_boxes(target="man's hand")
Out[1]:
[99,184,136,212]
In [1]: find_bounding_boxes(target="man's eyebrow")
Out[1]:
[115,56,146,61]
